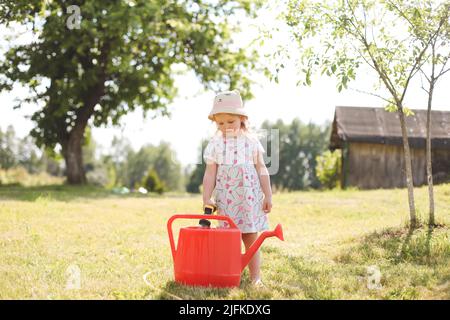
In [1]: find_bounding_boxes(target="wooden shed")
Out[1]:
[330,106,450,189]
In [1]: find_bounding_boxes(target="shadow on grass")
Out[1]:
[0,184,198,202]
[156,281,233,300]
[155,268,282,300]
[336,224,450,267]
[156,247,340,300]
[398,225,415,263]
[331,224,450,299]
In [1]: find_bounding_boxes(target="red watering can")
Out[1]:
[167,214,284,288]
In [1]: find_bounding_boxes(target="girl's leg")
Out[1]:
[241,232,261,282]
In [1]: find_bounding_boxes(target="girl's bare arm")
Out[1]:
[254,151,272,200]
[202,162,218,205]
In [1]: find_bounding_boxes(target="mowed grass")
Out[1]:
[0,184,449,300]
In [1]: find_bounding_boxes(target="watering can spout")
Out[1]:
[241,224,284,272]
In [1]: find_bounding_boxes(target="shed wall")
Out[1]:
[346,142,429,189]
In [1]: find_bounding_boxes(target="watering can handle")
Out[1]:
[167,214,238,261]
[199,204,217,227]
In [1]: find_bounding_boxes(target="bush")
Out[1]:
[0,166,64,186]
[186,164,204,194]
[315,150,341,189]
[86,167,110,187]
[142,168,165,194]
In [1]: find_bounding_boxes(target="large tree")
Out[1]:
[282,0,441,227]
[0,0,261,184]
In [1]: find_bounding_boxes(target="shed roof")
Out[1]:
[330,106,450,149]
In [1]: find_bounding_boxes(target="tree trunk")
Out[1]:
[60,40,109,185]
[63,131,86,184]
[61,81,105,185]
[397,107,417,227]
[426,83,435,226]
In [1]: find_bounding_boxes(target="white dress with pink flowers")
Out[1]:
[203,131,269,233]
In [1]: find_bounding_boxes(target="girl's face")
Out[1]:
[214,113,244,136]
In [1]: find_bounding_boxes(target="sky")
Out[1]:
[1,2,449,168]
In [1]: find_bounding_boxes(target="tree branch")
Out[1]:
[385,0,416,30]
[436,56,450,78]
[419,66,432,83]
[439,65,450,77]
[418,68,430,94]
[399,20,445,102]
[348,86,393,104]
[73,39,111,139]
[344,0,399,101]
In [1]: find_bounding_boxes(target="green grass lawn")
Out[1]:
[0,184,449,300]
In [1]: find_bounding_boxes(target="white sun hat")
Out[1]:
[208,90,248,120]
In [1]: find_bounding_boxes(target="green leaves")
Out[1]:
[384,103,398,112]
[315,150,341,189]
[283,0,443,103]
[305,69,312,86]
[0,0,260,148]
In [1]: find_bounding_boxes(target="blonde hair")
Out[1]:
[211,113,258,138]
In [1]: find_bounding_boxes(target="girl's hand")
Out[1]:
[203,198,216,209]
[262,196,272,214]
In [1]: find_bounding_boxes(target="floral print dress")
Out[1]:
[203,131,269,233]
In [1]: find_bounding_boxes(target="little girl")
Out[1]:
[202,90,273,286]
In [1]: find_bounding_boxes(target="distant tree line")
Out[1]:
[261,119,332,191]
[104,135,184,192]
[0,125,185,192]
[0,125,63,177]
